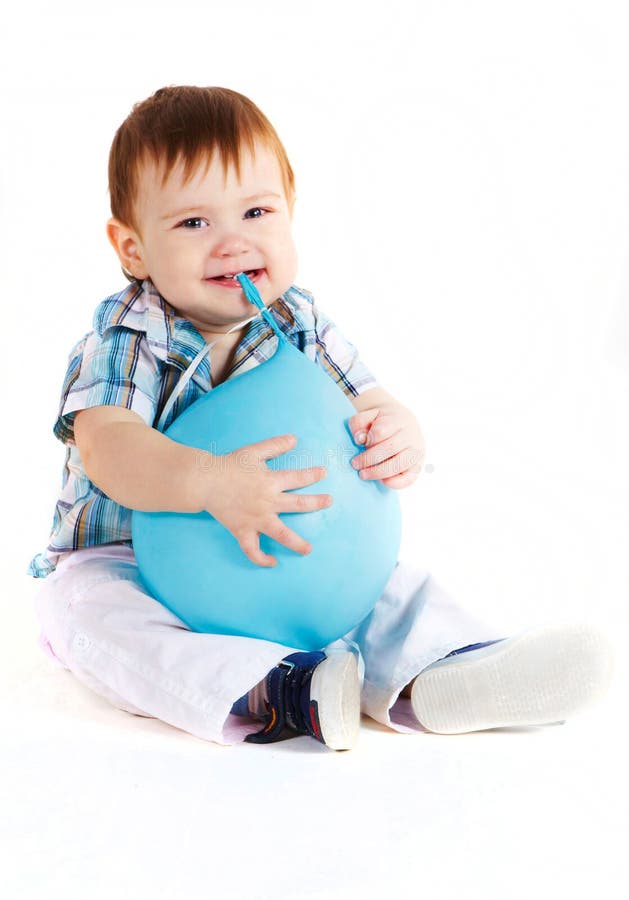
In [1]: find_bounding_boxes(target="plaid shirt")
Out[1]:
[27,278,380,578]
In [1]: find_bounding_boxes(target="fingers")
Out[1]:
[255,433,297,461]
[237,533,278,568]
[381,469,421,490]
[358,448,424,482]
[348,408,380,444]
[231,435,332,567]
[274,490,333,514]
[236,514,316,567]
[236,516,315,566]
[351,429,404,471]
[252,437,329,489]
[249,437,328,487]
[278,464,328,490]
[252,434,328,490]
[265,518,313,557]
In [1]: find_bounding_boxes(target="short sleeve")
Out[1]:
[53,327,160,445]
[310,300,380,400]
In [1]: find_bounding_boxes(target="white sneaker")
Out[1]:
[410,624,615,734]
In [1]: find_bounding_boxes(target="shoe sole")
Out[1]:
[310,652,361,750]
[411,623,614,734]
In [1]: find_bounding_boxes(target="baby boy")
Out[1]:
[28,86,613,749]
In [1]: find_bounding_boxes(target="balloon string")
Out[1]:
[155,312,260,431]
[236,272,289,345]
[156,273,289,431]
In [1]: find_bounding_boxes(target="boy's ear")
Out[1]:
[106,218,149,280]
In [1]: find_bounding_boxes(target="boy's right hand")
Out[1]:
[199,433,332,568]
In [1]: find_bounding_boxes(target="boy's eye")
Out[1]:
[180,217,207,229]
[178,208,269,228]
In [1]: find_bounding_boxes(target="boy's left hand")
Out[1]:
[348,405,426,489]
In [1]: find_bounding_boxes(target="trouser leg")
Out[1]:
[341,557,506,733]
[33,553,301,745]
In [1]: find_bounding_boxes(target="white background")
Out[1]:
[2,2,628,899]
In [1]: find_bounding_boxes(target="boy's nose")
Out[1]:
[212,229,251,258]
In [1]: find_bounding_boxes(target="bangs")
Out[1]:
[109,86,295,236]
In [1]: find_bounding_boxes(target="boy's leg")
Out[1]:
[340,558,506,733]
[32,548,303,745]
[342,558,614,733]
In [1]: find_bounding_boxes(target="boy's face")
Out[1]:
[107,140,298,336]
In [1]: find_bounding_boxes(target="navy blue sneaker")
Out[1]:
[410,624,614,734]
[245,650,361,750]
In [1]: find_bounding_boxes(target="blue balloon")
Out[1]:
[132,274,401,650]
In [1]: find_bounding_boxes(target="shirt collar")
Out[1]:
[98,278,313,374]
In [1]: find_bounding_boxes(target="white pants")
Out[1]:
[32,544,502,745]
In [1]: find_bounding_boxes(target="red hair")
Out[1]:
[108,85,296,243]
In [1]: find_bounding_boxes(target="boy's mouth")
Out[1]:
[206,268,263,287]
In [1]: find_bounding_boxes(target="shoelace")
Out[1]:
[245,651,325,744]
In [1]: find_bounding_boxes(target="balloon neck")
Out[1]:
[236,272,287,344]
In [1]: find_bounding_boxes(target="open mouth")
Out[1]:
[206,268,262,286]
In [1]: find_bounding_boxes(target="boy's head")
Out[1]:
[106,86,298,336]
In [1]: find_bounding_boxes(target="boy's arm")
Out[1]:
[347,387,425,489]
[350,386,401,415]
[74,405,333,568]
[74,406,207,513]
